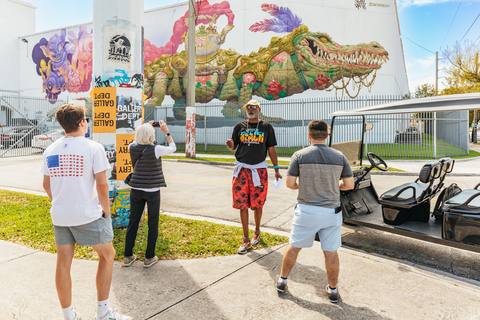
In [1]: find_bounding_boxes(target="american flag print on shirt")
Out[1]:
[46,154,84,177]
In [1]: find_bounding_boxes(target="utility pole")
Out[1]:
[185,0,196,158]
[435,51,438,95]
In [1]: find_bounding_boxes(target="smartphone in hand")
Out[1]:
[152,121,160,127]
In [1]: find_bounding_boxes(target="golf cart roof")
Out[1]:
[329,93,480,117]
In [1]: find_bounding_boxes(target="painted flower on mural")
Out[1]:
[271,52,287,64]
[195,37,206,46]
[243,73,256,86]
[196,75,213,88]
[265,79,287,99]
[314,74,331,89]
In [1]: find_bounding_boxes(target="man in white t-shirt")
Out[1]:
[41,104,131,320]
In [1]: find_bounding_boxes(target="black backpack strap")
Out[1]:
[432,188,447,218]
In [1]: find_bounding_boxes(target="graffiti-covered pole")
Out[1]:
[92,0,144,228]
[185,0,196,158]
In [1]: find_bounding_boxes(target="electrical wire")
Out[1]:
[474,34,480,45]
[402,35,436,54]
[158,0,180,53]
[459,13,480,43]
[441,1,462,48]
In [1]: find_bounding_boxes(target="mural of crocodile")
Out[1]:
[144,24,389,120]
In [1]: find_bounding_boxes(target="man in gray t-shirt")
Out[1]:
[276,120,354,304]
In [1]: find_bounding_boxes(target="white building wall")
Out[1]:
[13,0,408,102]
[0,0,35,93]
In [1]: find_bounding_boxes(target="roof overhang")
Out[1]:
[329,93,480,117]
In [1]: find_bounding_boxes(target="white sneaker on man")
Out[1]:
[95,307,132,320]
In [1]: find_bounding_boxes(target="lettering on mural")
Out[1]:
[94,71,144,89]
[116,134,135,180]
[103,144,116,181]
[90,87,117,133]
[369,2,390,8]
[116,96,142,130]
[94,119,115,127]
[95,76,112,88]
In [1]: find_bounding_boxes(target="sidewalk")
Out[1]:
[2,237,480,319]
[1,151,480,319]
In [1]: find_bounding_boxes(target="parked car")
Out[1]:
[0,127,43,149]
[31,129,65,150]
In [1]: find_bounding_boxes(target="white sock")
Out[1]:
[62,305,76,320]
[278,276,287,283]
[328,285,338,293]
[97,299,110,318]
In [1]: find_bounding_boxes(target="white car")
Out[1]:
[32,129,65,150]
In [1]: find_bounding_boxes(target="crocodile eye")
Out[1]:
[320,36,329,42]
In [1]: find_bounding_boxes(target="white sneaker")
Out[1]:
[73,310,82,320]
[95,307,132,320]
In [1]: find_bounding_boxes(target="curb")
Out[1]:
[163,158,478,176]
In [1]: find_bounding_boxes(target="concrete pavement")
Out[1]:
[2,237,480,319]
[1,152,480,319]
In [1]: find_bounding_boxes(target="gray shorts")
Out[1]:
[289,203,342,251]
[54,215,114,246]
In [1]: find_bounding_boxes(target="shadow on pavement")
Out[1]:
[247,248,390,320]
[111,259,228,319]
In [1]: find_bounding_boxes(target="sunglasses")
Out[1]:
[78,117,90,125]
[246,105,259,110]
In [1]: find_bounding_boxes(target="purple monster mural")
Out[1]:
[32,24,93,103]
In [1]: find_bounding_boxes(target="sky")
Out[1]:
[24,0,480,93]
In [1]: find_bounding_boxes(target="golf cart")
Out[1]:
[328,93,480,253]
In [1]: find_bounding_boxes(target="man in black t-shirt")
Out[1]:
[226,100,282,254]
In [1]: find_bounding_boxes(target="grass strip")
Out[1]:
[163,155,406,172]
[163,155,291,166]
[0,190,288,261]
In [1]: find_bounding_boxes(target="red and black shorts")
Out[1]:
[232,167,268,210]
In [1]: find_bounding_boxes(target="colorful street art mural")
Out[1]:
[143,1,389,119]
[32,24,93,103]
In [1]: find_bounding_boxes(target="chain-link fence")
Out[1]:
[364,111,469,159]
[1,95,470,159]
[0,95,65,158]
[144,95,469,159]
[144,96,403,156]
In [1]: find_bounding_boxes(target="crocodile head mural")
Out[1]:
[293,27,389,92]
[144,18,389,121]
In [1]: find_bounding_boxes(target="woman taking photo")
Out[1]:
[123,120,175,268]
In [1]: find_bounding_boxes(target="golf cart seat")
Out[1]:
[380,160,443,205]
[379,159,451,225]
[443,183,480,245]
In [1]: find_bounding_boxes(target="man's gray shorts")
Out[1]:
[54,215,114,246]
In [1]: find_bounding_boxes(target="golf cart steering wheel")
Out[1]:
[366,152,388,171]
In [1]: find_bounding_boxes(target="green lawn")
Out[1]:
[364,134,477,160]
[171,143,302,158]
[0,190,288,261]
[170,137,478,161]
[163,155,291,166]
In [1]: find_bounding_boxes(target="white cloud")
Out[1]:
[397,0,456,8]
[405,55,448,92]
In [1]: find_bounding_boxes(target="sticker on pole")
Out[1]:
[90,87,117,133]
